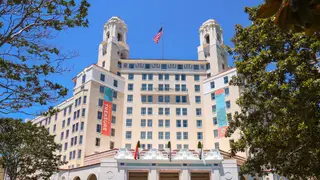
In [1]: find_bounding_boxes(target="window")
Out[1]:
[175,84,180,91]
[64,142,68,151]
[142,74,147,80]
[177,132,182,140]
[67,118,71,126]
[165,120,170,128]
[159,144,164,149]
[183,120,188,127]
[148,95,153,102]
[165,132,170,139]
[111,128,115,136]
[141,144,146,149]
[182,85,187,91]
[126,119,132,127]
[95,138,100,146]
[184,144,189,149]
[165,74,169,80]
[80,122,84,130]
[110,141,115,149]
[177,144,182,149]
[113,91,117,99]
[194,65,199,70]
[211,93,215,100]
[195,96,201,103]
[112,116,116,124]
[78,150,82,159]
[226,101,231,109]
[148,74,153,80]
[147,144,152,150]
[197,132,203,140]
[182,108,188,115]
[205,34,210,44]
[53,124,56,132]
[213,117,218,125]
[82,108,86,117]
[176,120,181,127]
[128,74,134,80]
[82,74,86,83]
[141,107,146,115]
[117,33,123,41]
[165,108,170,115]
[177,65,183,70]
[215,142,219,150]
[210,82,215,89]
[194,75,200,81]
[214,129,219,137]
[147,131,152,139]
[224,76,229,84]
[79,135,83,144]
[100,74,105,81]
[112,104,117,111]
[209,104,217,113]
[96,124,101,133]
[158,120,164,127]
[125,144,131,149]
[181,74,186,81]
[141,119,146,127]
[195,85,200,92]
[113,80,118,87]
[125,131,132,139]
[176,96,181,103]
[183,132,188,139]
[147,119,152,127]
[158,96,164,103]
[129,64,134,69]
[164,84,169,91]
[176,108,181,116]
[63,108,67,116]
[225,87,230,95]
[148,84,153,91]
[161,64,167,69]
[127,95,133,102]
[145,64,151,69]
[97,111,102,119]
[182,96,187,103]
[140,131,146,139]
[141,95,147,102]
[60,132,64,140]
[196,108,202,116]
[83,96,87,104]
[99,85,104,93]
[128,84,133,91]
[158,108,163,115]
[159,74,163,80]
[127,107,133,115]
[196,120,202,128]
[175,74,180,81]
[141,84,147,91]
[62,120,65,128]
[148,108,153,115]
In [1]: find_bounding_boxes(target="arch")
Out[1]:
[87,174,97,180]
[60,177,66,180]
[120,52,127,59]
[117,32,123,41]
[205,34,210,44]
[266,178,270,180]
[73,176,81,180]
[106,31,110,39]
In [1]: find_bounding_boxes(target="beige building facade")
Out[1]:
[31,16,245,169]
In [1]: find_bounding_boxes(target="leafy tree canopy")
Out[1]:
[227,7,320,179]
[257,0,320,35]
[0,118,65,179]
[0,0,90,115]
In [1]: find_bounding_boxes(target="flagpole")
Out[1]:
[162,24,164,60]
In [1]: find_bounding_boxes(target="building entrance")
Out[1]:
[128,172,148,180]
[190,172,210,180]
[159,172,180,180]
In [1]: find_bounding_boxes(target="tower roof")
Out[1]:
[199,19,222,32]
[104,16,127,30]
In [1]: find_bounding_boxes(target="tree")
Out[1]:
[197,141,202,149]
[0,0,90,115]
[0,118,65,179]
[256,0,320,35]
[226,7,320,179]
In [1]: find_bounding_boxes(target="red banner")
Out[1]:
[102,101,112,136]
[218,126,228,138]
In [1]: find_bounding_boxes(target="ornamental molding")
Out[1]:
[141,149,168,160]
[114,148,134,160]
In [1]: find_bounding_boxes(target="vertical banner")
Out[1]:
[216,89,228,138]
[102,87,113,136]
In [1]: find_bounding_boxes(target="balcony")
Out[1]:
[140,88,188,95]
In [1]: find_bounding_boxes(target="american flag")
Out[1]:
[153,27,163,44]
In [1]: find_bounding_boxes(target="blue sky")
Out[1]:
[8,0,262,120]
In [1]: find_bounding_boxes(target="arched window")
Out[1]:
[205,34,210,44]
[73,176,81,180]
[106,31,110,39]
[87,174,97,180]
[117,33,123,41]
[120,52,127,59]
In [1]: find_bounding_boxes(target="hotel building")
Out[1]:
[31,16,248,176]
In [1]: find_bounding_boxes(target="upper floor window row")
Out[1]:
[123,63,206,71]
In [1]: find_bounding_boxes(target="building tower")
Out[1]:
[97,16,129,74]
[197,19,228,75]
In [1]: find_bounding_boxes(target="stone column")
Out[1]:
[211,169,220,180]
[181,169,189,180]
[149,169,157,180]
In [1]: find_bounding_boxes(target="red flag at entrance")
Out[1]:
[134,141,140,160]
